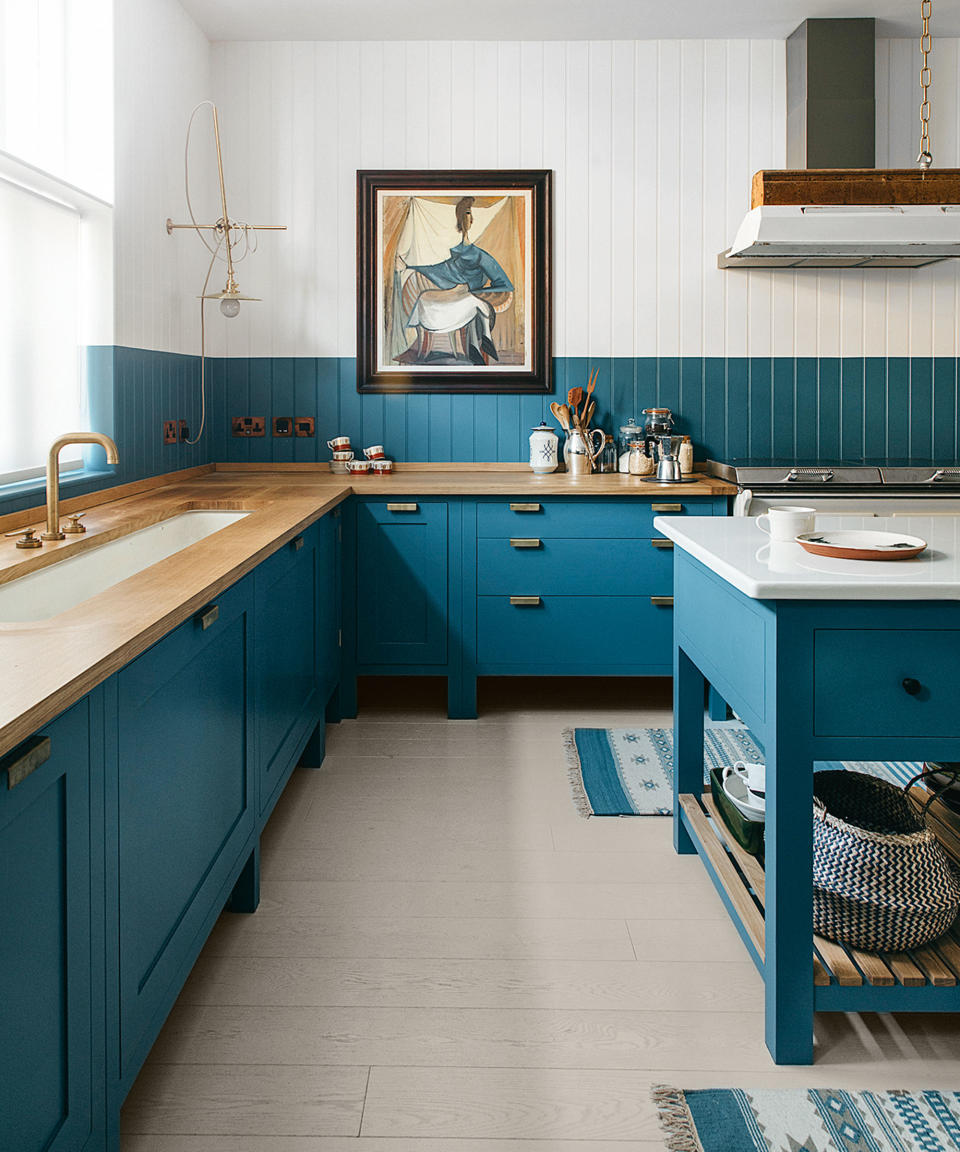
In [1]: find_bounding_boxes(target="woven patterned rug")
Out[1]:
[564,725,920,817]
[654,1085,960,1152]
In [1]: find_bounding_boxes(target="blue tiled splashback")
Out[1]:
[4,351,958,520]
[210,356,960,466]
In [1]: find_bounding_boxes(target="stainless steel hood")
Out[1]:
[719,17,960,270]
[719,204,960,268]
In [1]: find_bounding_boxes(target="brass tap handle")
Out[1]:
[63,514,87,534]
[5,528,43,549]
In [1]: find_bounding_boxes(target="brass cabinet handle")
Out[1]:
[197,604,220,630]
[509,538,542,549]
[2,735,51,791]
[651,538,674,549]
[652,503,683,513]
[291,535,304,552]
[509,503,542,513]
[650,596,674,607]
[510,595,542,606]
[387,503,419,512]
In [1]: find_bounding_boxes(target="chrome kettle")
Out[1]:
[655,435,685,482]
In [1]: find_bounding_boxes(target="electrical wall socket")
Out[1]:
[272,416,293,437]
[232,416,266,437]
[178,420,189,442]
[163,420,178,445]
[294,417,315,437]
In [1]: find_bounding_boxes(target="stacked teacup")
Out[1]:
[328,437,394,475]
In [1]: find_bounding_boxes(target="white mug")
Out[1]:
[756,505,815,541]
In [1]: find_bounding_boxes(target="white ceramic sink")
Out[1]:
[0,510,249,623]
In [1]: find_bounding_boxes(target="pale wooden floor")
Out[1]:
[121,677,960,1151]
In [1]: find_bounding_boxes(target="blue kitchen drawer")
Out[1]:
[814,628,960,738]
[477,497,717,539]
[476,593,674,667]
[477,536,674,596]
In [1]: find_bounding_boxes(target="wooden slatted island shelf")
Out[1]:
[680,788,960,998]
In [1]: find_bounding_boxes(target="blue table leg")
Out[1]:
[674,646,705,855]
[707,686,729,721]
[764,729,814,1064]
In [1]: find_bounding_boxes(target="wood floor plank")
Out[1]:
[178,954,764,1013]
[121,1064,368,1137]
[205,912,638,961]
[261,844,706,884]
[360,1066,665,1141]
[257,878,729,921]
[121,1138,663,1152]
[144,1003,773,1071]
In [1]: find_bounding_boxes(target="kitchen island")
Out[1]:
[653,513,960,1065]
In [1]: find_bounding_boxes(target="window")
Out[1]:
[0,0,113,488]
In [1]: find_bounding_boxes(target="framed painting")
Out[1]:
[357,169,552,394]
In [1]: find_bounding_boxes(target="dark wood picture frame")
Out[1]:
[357,169,552,394]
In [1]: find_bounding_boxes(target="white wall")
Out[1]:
[114,32,960,358]
[114,0,214,352]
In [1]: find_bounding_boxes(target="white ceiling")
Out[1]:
[179,0,960,42]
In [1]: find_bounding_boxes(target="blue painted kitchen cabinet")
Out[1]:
[0,696,104,1152]
[254,517,339,816]
[110,575,256,1094]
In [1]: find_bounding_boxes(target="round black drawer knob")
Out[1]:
[902,677,923,696]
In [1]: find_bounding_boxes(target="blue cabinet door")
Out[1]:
[317,511,341,701]
[254,525,323,815]
[114,578,254,1083]
[0,700,94,1152]
[357,501,448,666]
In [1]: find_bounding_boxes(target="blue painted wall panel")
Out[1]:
[5,350,959,524]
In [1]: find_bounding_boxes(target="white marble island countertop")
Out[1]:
[653,513,960,600]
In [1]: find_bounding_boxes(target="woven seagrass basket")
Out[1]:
[813,771,960,952]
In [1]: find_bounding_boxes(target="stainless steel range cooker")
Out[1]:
[706,459,960,517]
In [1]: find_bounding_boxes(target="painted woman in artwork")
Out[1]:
[388,196,516,367]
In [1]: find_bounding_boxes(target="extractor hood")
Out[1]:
[720,203,960,269]
[719,18,960,270]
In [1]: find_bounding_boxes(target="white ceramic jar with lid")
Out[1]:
[529,421,559,474]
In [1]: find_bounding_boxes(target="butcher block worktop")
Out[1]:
[0,463,733,758]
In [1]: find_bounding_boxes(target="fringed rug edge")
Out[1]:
[562,727,594,819]
[651,1085,704,1152]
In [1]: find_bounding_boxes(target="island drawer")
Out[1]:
[477,499,709,539]
[814,628,960,738]
[476,593,674,666]
[477,537,674,596]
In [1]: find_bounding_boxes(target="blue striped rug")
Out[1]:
[564,725,920,817]
[654,1084,960,1152]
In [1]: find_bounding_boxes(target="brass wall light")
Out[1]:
[166,101,286,441]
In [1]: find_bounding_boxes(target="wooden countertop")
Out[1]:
[0,464,734,757]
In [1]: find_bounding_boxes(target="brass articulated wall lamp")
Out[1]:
[166,101,286,441]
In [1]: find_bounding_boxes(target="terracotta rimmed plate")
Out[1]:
[795,529,927,561]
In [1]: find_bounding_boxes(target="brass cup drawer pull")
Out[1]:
[291,535,304,552]
[509,503,542,513]
[509,538,542,549]
[197,604,220,631]
[651,538,674,549]
[510,595,542,607]
[652,503,683,513]
[2,735,51,791]
[387,503,419,513]
[650,596,674,607]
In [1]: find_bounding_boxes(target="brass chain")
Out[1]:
[918,0,933,168]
